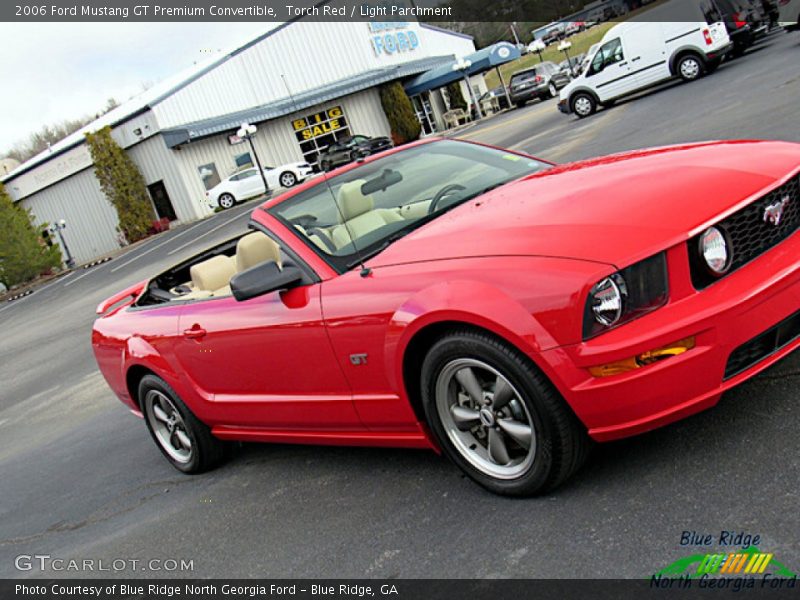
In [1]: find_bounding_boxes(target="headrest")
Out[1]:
[190,255,236,292]
[236,232,281,272]
[337,180,373,222]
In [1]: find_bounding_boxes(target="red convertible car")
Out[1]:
[93,138,800,496]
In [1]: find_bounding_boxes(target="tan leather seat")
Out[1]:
[236,232,282,271]
[330,179,403,248]
[178,255,236,299]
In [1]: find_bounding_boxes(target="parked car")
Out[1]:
[318,135,393,172]
[509,62,564,107]
[779,0,800,29]
[93,137,800,496]
[712,0,765,55]
[206,162,314,210]
[564,21,585,37]
[479,86,512,111]
[558,20,731,118]
[542,24,565,45]
[550,54,587,90]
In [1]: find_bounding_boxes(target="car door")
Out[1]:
[627,24,670,88]
[173,253,361,431]
[236,169,265,198]
[584,37,634,101]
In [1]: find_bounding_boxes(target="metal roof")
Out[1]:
[404,42,521,97]
[160,55,455,148]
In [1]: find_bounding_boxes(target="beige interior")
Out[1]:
[329,179,404,248]
[173,232,283,301]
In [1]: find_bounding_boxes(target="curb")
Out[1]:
[82,256,113,269]
[5,289,34,303]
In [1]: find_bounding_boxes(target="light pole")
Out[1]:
[452,58,482,120]
[558,40,573,66]
[50,219,75,269]
[529,40,546,63]
[237,122,269,195]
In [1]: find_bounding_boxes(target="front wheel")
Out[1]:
[571,92,596,118]
[515,100,527,109]
[139,374,226,473]
[421,330,590,496]
[279,171,297,188]
[548,83,558,97]
[677,54,703,81]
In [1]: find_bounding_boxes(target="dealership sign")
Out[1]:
[368,21,420,56]
[292,106,347,141]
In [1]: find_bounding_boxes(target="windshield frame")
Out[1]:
[267,139,550,274]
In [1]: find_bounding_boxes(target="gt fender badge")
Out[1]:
[763,196,790,226]
[350,353,368,366]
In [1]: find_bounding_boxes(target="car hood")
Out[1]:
[370,141,800,269]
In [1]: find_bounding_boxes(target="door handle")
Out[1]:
[183,325,207,339]
[618,62,628,67]
[632,56,641,62]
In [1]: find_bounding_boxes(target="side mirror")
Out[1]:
[231,261,303,302]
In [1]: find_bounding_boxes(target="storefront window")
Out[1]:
[234,152,253,169]
[198,163,221,191]
[291,105,351,167]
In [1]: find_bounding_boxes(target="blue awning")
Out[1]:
[404,42,520,96]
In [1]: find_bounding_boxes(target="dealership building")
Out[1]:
[1,20,519,264]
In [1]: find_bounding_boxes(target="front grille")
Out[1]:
[689,174,800,289]
[724,309,800,379]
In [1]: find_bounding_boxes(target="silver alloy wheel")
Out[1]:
[549,83,557,97]
[279,172,297,187]
[574,95,593,116]
[680,57,701,80]
[218,194,235,209]
[435,358,537,479]
[144,390,193,464]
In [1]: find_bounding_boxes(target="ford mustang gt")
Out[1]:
[93,138,800,496]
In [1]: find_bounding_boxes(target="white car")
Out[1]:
[206,162,314,210]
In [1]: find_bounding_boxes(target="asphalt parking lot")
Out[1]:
[1,30,798,579]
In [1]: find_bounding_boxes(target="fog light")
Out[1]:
[589,337,696,377]
[699,226,731,275]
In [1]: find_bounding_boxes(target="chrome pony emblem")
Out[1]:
[763,196,790,226]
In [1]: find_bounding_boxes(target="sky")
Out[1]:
[0,23,274,156]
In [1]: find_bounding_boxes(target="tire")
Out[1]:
[571,92,597,118]
[705,58,721,74]
[420,330,590,496]
[515,100,527,109]
[218,193,235,210]
[279,171,297,188]
[548,83,558,97]
[320,160,331,172]
[677,54,704,82]
[139,374,226,474]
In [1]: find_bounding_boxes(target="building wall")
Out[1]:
[127,134,205,221]
[153,22,475,129]
[173,87,392,212]
[20,168,121,264]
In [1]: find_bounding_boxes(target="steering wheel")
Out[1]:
[428,183,467,214]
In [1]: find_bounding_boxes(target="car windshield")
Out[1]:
[269,140,549,271]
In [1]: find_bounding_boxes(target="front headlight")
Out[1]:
[583,252,669,340]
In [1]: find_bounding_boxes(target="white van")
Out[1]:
[558,20,731,118]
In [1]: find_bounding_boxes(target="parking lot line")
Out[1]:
[62,267,98,287]
[166,209,252,256]
[110,218,209,273]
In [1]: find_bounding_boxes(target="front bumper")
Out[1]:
[541,231,800,442]
[557,98,570,114]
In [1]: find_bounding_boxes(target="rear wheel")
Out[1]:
[218,193,235,210]
[421,330,590,496]
[139,374,226,473]
[548,83,558,97]
[571,92,596,118]
[515,100,527,109]
[677,54,704,81]
[279,171,297,188]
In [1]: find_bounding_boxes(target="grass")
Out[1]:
[484,22,616,89]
